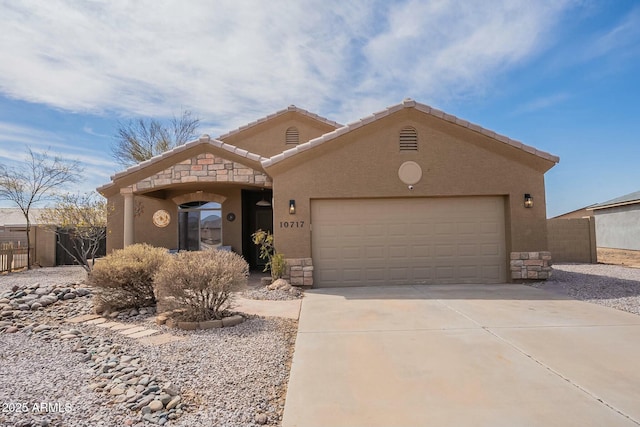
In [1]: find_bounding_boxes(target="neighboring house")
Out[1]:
[551,205,596,219]
[587,190,640,251]
[0,208,56,268]
[98,99,559,287]
[0,208,45,245]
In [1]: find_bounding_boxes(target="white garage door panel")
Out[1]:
[311,197,506,287]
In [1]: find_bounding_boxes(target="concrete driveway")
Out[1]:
[282,285,640,427]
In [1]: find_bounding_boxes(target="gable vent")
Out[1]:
[399,126,418,151]
[286,126,299,144]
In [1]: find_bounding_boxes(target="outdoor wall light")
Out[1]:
[289,200,296,215]
[524,194,533,208]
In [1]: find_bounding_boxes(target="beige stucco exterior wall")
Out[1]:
[269,110,551,263]
[221,112,337,158]
[547,217,597,263]
[34,226,56,267]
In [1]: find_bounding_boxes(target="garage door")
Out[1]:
[311,197,506,287]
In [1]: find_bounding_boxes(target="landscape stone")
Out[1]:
[222,315,244,327]
[110,386,126,396]
[165,396,181,410]
[149,400,164,412]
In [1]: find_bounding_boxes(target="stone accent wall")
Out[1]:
[510,251,552,280]
[284,258,314,287]
[133,153,271,191]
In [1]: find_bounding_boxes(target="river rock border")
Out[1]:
[1,282,187,425]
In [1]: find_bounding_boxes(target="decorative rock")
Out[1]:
[110,386,126,396]
[162,385,179,396]
[63,292,77,300]
[5,326,19,333]
[165,395,181,410]
[222,315,244,327]
[109,311,120,319]
[199,319,222,330]
[33,324,51,333]
[135,395,155,410]
[155,315,168,325]
[148,399,164,412]
[18,304,30,311]
[75,288,90,297]
[30,302,43,310]
[158,393,172,405]
[60,334,79,340]
[177,321,199,330]
[255,413,268,425]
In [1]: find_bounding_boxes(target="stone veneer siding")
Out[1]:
[284,258,314,287]
[133,153,271,191]
[510,251,552,280]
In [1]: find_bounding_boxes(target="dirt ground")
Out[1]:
[597,248,640,268]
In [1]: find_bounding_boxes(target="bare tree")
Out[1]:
[40,192,107,272]
[112,110,200,167]
[0,149,81,269]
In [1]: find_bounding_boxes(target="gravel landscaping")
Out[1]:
[530,263,640,316]
[0,267,297,427]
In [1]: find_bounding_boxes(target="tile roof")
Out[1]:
[97,136,267,193]
[588,190,640,210]
[0,208,45,226]
[261,99,560,168]
[217,105,342,140]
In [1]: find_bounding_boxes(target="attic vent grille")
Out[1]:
[399,126,418,151]
[286,126,299,144]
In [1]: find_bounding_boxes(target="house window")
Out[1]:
[399,126,418,151]
[178,201,222,251]
[285,126,299,144]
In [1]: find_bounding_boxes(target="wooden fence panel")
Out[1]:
[0,245,31,273]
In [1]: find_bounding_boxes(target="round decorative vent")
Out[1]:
[398,161,423,185]
[152,210,171,228]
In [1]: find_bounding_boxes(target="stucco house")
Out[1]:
[587,190,640,251]
[98,99,558,287]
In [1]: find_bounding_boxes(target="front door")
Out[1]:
[242,189,273,270]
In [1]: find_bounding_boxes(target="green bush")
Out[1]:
[89,243,169,312]
[251,229,287,280]
[154,249,249,321]
[270,252,287,280]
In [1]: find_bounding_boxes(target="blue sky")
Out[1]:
[0,0,638,218]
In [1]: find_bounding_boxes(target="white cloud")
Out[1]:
[0,0,576,125]
[0,121,118,197]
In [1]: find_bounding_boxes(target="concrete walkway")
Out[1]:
[283,284,640,427]
[234,296,302,320]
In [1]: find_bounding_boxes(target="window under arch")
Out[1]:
[399,126,418,151]
[178,201,222,251]
[285,126,299,144]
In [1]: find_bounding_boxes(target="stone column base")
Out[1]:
[284,258,313,287]
[510,251,552,281]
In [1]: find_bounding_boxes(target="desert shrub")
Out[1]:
[89,243,169,312]
[154,249,249,321]
[270,252,286,280]
[251,229,287,280]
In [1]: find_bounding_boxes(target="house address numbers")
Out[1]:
[279,221,304,229]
